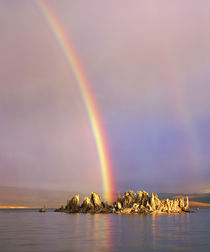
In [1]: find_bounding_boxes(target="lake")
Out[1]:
[0,208,210,251]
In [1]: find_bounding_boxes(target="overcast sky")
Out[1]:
[1,0,210,194]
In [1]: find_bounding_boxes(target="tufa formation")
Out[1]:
[55,190,191,214]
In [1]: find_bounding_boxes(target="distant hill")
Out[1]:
[158,192,210,204]
[158,193,179,200]
[189,201,210,207]
[0,186,86,208]
[188,194,210,204]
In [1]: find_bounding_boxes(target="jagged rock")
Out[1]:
[56,190,191,215]
[139,205,146,213]
[179,198,185,209]
[132,203,139,213]
[102,201,109,209]
[136,191,143,203]
[150,193,156,210]
[125,190,136,198]
[81,197,94,212]
[174,199,179,210]
[91,192,102,208]
[183,196,190,212]
[122,190,136,208]
[112,208,116,213]
[122,195,133,208]
[141,197,147,207]
[154,193,158,199]
[117,202,122,210]
[142,191,149,199]
[120,208,132,214]
[146,201,153,211]
[166,198,171,212]
[67,194,80,212]
[154,194,161,209]
[186,196,189,208]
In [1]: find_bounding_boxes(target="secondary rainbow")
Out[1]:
[37,0,115,202]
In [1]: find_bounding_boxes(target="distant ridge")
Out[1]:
[158,193,210,205]
[189,201,210,207]
[0,186,85,208]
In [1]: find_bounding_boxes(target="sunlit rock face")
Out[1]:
[55,190,191,214]
[66,194,80,212]
[117,202,122,210]
[117,190,135,207]
[90,192,102,208]
[80,197,94,212]
[150,193,155,210]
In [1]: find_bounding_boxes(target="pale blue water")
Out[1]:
[0,208,210,251]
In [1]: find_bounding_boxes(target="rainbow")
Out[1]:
[37,0,115,202]
[164,57,202,191]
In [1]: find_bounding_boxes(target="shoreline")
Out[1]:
[189,201,210,207]
[0,206,31,209]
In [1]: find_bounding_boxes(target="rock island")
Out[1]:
[55,190,191,214]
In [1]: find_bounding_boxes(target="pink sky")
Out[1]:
[1,0,210,193]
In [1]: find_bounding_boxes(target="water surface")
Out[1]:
[0,208,209,251]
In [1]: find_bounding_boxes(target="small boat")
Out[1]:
[39,206,46,212]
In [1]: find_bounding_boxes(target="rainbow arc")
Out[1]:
[37,0,115,202]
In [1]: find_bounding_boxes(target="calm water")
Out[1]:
[0,208,210,252]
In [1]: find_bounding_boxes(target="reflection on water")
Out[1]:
[151,214,191,251]
[0,208,210,251]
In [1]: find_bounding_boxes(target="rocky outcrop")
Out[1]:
[66,194,80,212]
[55,190,192,215]
[80,197,94,212]
[91,192,102,208]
